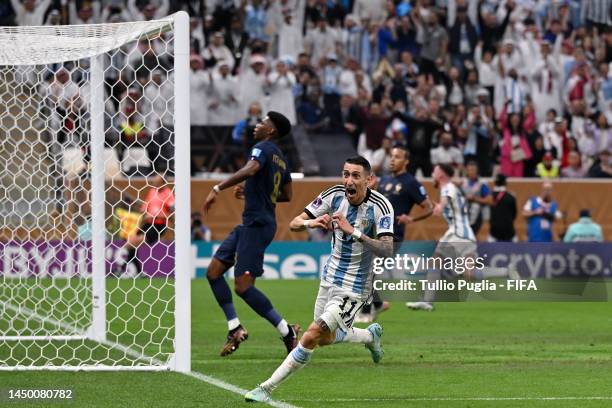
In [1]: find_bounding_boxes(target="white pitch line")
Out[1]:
[289,397,612,402]
[1,300,299,408]
[185,371,298,408]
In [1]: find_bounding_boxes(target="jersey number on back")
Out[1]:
[270,171,282,204]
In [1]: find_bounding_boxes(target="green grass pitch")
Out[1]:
[1,279,612,407]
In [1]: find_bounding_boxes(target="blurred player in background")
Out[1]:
[357,146,433,323]
[112,172,174,276]
[407,164,477,311]
[203,112,300,357]
[245,156,394,402]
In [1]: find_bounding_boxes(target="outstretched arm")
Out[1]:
[202,160,261,213]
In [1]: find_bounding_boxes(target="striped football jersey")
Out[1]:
[304,185,394,300]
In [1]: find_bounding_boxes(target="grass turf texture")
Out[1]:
[1,279,611,407]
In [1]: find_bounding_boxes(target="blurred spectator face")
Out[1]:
[534,135,544,150]
[541,182,553,202]
[357,88,370,105]
[568,152,581,168]
[345,15,356,29]
[504,43,514,55]
[317,19,327,31]
[457,8,468,23]
[484,12,496,27]
[231,17,243,32]
[440,132,453,148]
[79,6,93,21]
[546,109,556,122]
[143,4,156,20]
[340,94,354,108]
[219,63,231,76]
[369,103,382,117]
[276,61,287,74]
[56,69,69,84]
[415,108,428,121]
[600,151,611,166]
[599,62,609,77]
[597,113,608,128]
[428,13,438,26]
[540,42,551,56]
[347,58,360,71]
[550,20,562,35]
[449,67,460,81]
[251,61,265,74]
[248,102,262,117]
[124,102,136,117]
[400,51,413,65]
[467,70,478,85]
[204,15,214,30]
[509,113,521,130]
[543,153,554,169]
[554,119,565,133]
[24,0,35,12]
[466,162,479,179]
[190,56,203,71]
[571,100,585,116]
[483,50,493,63]
[152,71,163,85]
[568,137,578,152]
[389,147,409,173]
[212,33,224,47]
[508,68,518,80]
[429,99,440,115]
[298,53,310,67]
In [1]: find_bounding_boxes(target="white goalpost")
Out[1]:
[0,12,190,372]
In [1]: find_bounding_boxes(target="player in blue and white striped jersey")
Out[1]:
[245,156,394,403]
[407,163,478,312]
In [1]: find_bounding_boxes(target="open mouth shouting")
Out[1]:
[345,185,358,199]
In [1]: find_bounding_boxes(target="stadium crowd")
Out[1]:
[2,0,611,178]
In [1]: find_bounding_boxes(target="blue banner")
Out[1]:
[192,241,612,280]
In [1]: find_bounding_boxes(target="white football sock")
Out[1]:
[276,319,289,337]
[334,328,373,344]
[227,318,240,331]
[261,343,313,392]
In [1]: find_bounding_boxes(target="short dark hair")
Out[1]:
[345,156,371,173]
[437,163,455,178]
[392,145,410,160]
[466,160,479,168]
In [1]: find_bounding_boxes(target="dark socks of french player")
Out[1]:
[207,277,238,321]
[238,286,283,327]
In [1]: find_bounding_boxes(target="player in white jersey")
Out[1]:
[245,156,394,403]
[407,164,477,311]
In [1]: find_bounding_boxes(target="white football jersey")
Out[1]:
[305,185,394,300]
[440,182,476,242]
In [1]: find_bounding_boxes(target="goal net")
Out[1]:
[0,12,190,371]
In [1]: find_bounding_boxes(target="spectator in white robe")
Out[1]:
[530,40,563,123]
[190,55,212,126]
[208,60,240,126]
[11,0,51,26]
[266,60,297,125]
[238,54,269,115]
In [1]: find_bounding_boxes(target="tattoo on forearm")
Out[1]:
[359,235,394,257]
